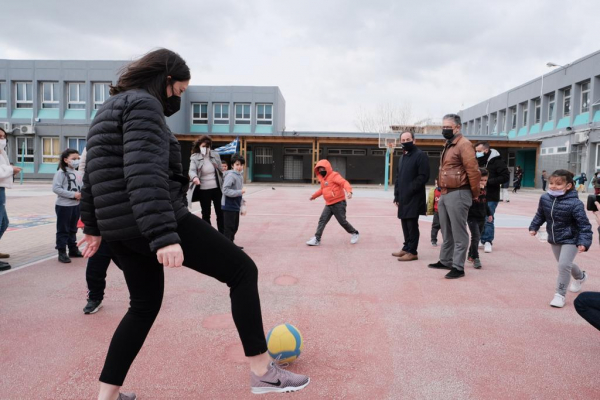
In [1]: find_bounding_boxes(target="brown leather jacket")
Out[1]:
[439,134,481,198]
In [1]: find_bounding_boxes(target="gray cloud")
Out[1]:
[1,0,599,131]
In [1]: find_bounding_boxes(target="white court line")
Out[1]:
[0,254,57,276]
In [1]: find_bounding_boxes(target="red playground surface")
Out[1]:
[1,186,599,399]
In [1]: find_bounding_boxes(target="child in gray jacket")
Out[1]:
[52,148,83,263]
[221,153,246,249]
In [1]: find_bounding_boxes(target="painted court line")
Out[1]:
[0,254,57,276]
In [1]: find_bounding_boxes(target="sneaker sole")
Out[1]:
[428,264,452,270]
[251,378,310,394]
[306,243,320,246]
[550,303,565,308]
[445,273,465,279]
[84,304,103,314]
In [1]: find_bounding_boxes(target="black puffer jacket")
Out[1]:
[477,149,510,202]
[80,89,190,252]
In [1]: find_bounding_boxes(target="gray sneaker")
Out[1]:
[473,258,482,269]
[306,237,320,246]
[117,393,136,400]
[250,361,310,394]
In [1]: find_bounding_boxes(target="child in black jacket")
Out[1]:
[467,168,492,269]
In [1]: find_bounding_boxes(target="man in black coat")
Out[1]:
[474,141,510,253]
[393,131,430,261]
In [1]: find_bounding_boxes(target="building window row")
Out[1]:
[192,102,273,126]
[15,136,87,164]
[541,145,569,156]
[0,81,111,111]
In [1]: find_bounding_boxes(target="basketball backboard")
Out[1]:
[378,132,401,150]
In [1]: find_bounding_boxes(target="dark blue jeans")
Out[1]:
[55,204,80,252]
[0,187,8,240]
[575,292,600,331]
[480,201,498,244]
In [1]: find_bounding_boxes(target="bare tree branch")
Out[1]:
[353,102,413,133]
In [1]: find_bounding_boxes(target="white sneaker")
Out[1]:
[550,293,566,308]
[569,271,588,293]
[350,232,360,244]
[306,237,320,246]
[478,242,484,249]
[484,242,492,253]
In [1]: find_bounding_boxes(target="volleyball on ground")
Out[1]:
[266,323,304,363]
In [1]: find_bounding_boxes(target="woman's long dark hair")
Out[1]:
[58,148,79,172]
[191,135,213,155]
[110,48,191,108]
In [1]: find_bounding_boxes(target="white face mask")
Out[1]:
[0,139,6,149]
[201,147,207,156]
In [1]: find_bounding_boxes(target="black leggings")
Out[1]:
[198,187,225,234]
[100,213,267,386]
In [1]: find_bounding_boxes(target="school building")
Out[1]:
[0,59,540,185]
[459,49,600,188]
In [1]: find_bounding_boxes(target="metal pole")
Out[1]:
[20,141,25,185]
[384,146,390,191]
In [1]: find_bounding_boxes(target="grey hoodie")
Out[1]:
[52,168,82,206]
[221,170,244,212]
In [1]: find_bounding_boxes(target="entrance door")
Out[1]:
[284,155,303,180]
[253,146,274,179]
[516,150,536,187]
[328,157,347,178]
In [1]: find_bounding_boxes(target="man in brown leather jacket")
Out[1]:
[428,114,481,279]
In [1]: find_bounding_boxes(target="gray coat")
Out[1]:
[189,151,224,190]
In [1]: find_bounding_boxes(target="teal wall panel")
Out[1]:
[38,109,59,119]
[191,124,209,133]
[556,116,570,129]
[11,109,33,119]
[211,125,230,133]
[573,112,589,126]
[594,111,600,123]
[529,123,540,134]
[64,110,86,120]
[542,120,555,132]
[508,129,516,139]
[255,125,273,134]
[90,110,97,120]
[234,125,251,134]
[0,109,6,118]
[39,163,58,174]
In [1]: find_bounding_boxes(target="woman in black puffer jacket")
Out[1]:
[79,49,309,400]
[529,169,593,309]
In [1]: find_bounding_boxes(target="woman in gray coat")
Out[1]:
[189,135,225,233]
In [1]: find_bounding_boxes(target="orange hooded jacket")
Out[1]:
[310,159,353,205]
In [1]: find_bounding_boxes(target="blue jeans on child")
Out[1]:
[480,201,498,244]
[55,204,80,252]
[0,187,8,240]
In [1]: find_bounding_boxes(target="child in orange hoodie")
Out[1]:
[307,159,359,246]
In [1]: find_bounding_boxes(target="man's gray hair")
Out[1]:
[400,131,415,140]
[443,114,462,127]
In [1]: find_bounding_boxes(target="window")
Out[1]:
[192,103,208,124]
[541,146,568,156]
[284,148,312,154]
[508,152,515,167]
[547,148,555,154]
[328,149,366,156]
[475,118,481,135]
[16,137,34,163]
[522,103,528,126]
[491,113,498,133]
[255,147,273,164]
[42,137,60,163]
[68,138,87,154]
[93,83,110,109]
[68,83,86,109]
[596,144,600,170]
[581,81,590,113]
[534,98,541,123]
[371,149,386,156]
[0,82,6,108]
[557,146,568,154]
[256,104,273,125]
[41,82,59,108]
[511,107,517,129]
[548,93,555,121]
[15,82,33,108]
[213,103,229,124]
[235,103,251,124]
[563,87,571,117]
[541,148,547,155]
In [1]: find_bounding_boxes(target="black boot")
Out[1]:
[58,251,71,263]
[0,261,11,271]
[69,248,83,258]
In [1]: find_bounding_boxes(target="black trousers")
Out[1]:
[431,212,441,243]
[100,213,267,386]
[86,240,120,301]
[575,292,600,331]
[223,210,240,242]
[197,188,224,234]
[400,218,420,255]
[315,200,357,240]
[467,218,485,259]
[55,204,80,252]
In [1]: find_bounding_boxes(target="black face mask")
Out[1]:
[402,141,415,152]
[442,129,454,140]
[319,170,327,177]
[164,95,181,117]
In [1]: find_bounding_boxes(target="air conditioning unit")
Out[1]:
[574,131,587,144]
[18,125,35,134]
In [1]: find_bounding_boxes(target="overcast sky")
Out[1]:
[1,0,598,131]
